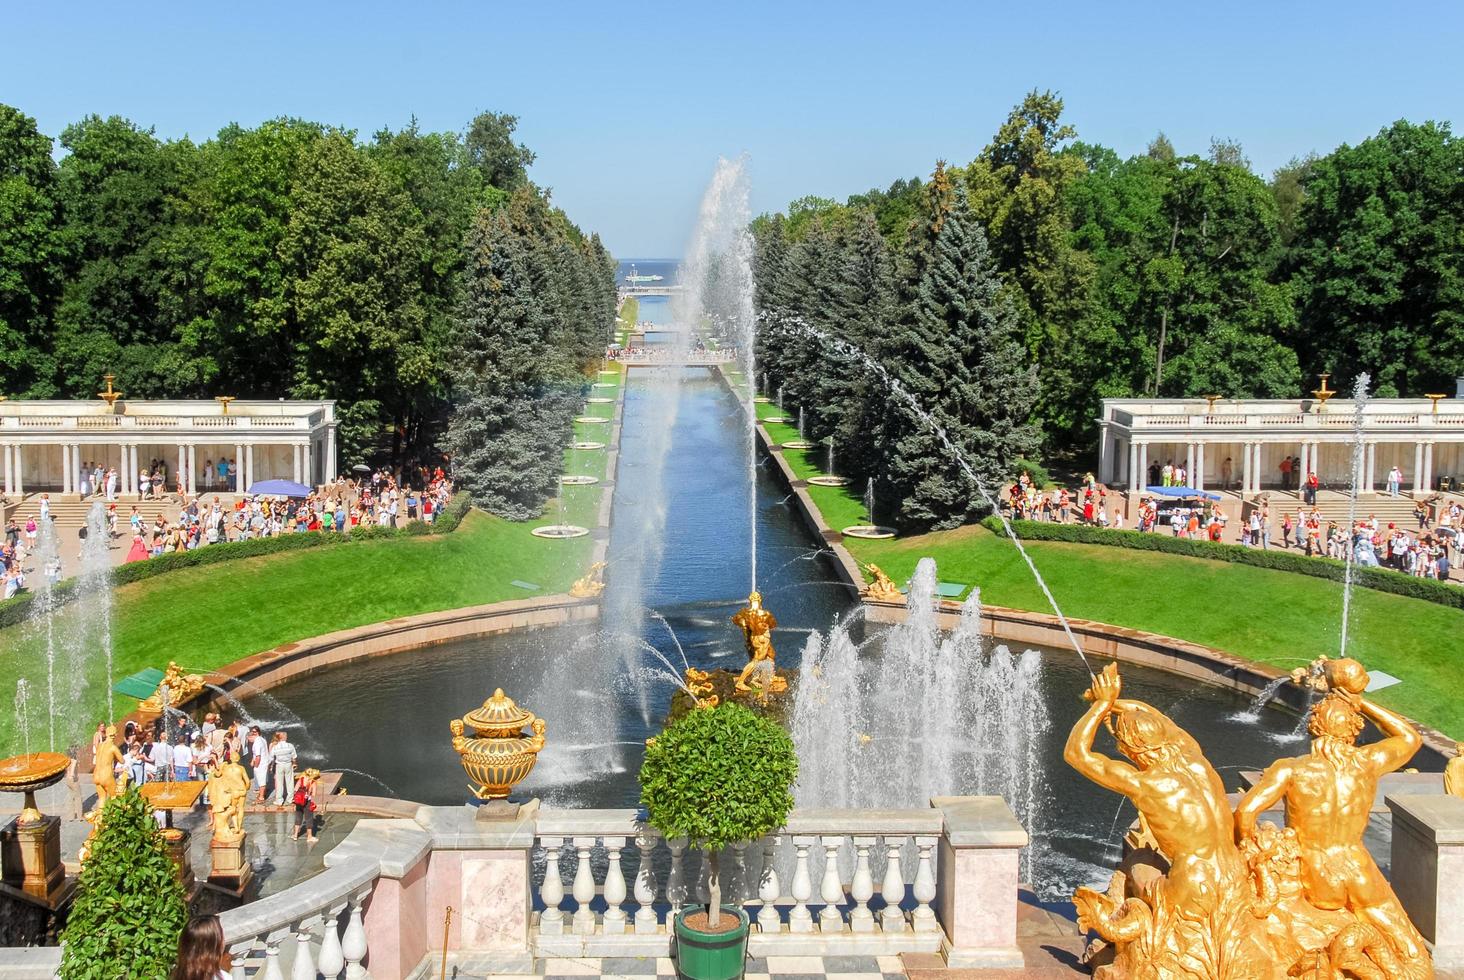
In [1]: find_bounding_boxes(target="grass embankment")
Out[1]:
[753,402,1464,739]
[616,297,638,346]
[0,369,623,754]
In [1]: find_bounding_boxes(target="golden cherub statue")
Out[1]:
[1069,659,1435,979]
[1446,742,1463,798]
[732,591,787,696]
[89,726,126,816]
[140,660,205,712]
[684,667,719,710]
[569,561,607,598]
[861,563,903,603]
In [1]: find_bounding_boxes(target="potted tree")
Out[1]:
[639,700,797,980]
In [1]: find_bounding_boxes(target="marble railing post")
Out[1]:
[930,796,1028,969]
[1387,794,1464,971]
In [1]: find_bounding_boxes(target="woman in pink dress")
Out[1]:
[124,533,150,563]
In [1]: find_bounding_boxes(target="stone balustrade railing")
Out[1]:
[0,415,312,431]
[0,797,1024,979]
[1130,411,1454,430]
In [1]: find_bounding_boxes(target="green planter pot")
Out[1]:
[673,905,750,980]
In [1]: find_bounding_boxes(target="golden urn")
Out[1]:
[449,689,547,800]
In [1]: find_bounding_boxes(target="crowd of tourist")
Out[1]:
[98,712,323,842]
[1004,470,1462,584]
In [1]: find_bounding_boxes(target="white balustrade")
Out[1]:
[788,836,815,933]
[818,836,844,930]
[572,836,598,934]
[539,835,566,934]
[602,835,628,933]
[341,888,369,979]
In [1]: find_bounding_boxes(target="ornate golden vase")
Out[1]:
[449,689,546,800]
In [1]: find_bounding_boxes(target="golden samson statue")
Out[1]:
[731,591,787,696]
[1068,660,1433,979]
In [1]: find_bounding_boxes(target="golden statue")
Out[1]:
[1071,659,1436,979]
[207,759,251,843]
[89,727,126,816]
[1236,659,1433,977]
[140,661,205,713]
[861,563,903,603]
[1444,743,1464,799]
[732,591,786,696]
[684,667,719,710]
[569,561,607,598]
[1065,663,1275,978]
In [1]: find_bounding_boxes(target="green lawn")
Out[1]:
[0,373,623,755]
[752,400,1464,740]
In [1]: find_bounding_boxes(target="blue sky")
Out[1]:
[5,1,1461,257]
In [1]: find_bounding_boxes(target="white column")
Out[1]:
[1128,441,1141,493]
[75,444,83,495]
[1138,443,1149,490]
[1194,443,1206,491]
[1296,443,1309,494]
[1422,442,1435,494]
[244,445,254,491]
[12,445,21,497]
[177,444,186,492]
[1253,443,1263,493]
[325,426,337,482]
[303,441,314,488]
[2,444,11,497]
[186,445,197,495]
[60,444,71,494]
[1183,443,1194,486]
[1414,442,1425,495]
[292,444,302,484]
[234,443,244,492]
[1365,442,1377,494]
[1241,442,1252,495]
[1312,442,1322,486]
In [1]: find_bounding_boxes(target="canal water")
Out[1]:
[248,367,1313,894]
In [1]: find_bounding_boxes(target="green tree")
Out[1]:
[1288,120,1464,396]
[60,789,188,978]
[883,184,1039,529]
[464,111,536,190]
[639,701,797,929]
[0,104,62,395]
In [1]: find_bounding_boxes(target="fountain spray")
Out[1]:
[1338,372,1371,659]
[765,313,1095,678]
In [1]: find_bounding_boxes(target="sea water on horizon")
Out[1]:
[618,258,678,328]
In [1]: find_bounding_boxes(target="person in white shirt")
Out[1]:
[249,726,270,803]
[172,734,194,781]
[269,732,298,806]
[151,737,174,782]
[1388,465,1403,497]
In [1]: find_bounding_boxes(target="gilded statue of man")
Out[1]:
[732,591,785,694]
[1065,663,1274,976]
[1445,742,1464,798]
[208,758,252,842]
[1235,669,1432,973]
[90,726,126,815]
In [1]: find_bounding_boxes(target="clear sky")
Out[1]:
[5,1,1461,257]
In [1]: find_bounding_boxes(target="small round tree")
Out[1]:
[61,788,188,978]
[639,700,797,931]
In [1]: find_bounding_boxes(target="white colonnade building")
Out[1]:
[0,397,337,499]
[1098,385,1464,497]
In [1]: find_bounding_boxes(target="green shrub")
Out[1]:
[60,788,188,978]
[404,519,431,536]
[981,517,1464,610]
[639,701,797,928]
[1014,458,1052,489]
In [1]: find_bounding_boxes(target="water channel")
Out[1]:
[246,368,1323,894]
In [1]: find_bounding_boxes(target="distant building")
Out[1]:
[1098,387,1464,495]
[0,396,337,497]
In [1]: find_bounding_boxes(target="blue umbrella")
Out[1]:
[248,478,313,498]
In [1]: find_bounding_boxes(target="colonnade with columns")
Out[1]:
[1115,437,1454,495]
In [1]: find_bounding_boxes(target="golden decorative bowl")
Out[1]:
[450,689,546,800]
[0,753,70,825]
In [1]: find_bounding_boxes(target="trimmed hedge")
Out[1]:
[0,493,476,630]
[980,517,1464,611]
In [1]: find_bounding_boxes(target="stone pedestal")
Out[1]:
[160,827,196,894]
[930,796,1028,969]
[1388,794,1464,971]
[207,833,253,897]
[1,814,71,908]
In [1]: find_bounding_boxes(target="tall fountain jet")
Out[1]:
[677,156,757,591]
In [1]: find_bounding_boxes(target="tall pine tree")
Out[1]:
[883,184,1038,529]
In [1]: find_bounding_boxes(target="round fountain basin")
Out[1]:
[762,416,791,424]
[560,475,600,486]
[753,396,772,403]
[574,416,610,425]
[0,752,69,793]
[571,442,606,451]
[841,525,896,539]
[592,382,617,389]
[807,476,851,487]
[586,397,615,404]
[781,440,817,450]
[531,524,590,539]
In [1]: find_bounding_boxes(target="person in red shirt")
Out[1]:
[1209,520,1223,542]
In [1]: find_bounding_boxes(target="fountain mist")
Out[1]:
[679,156,758,591]
[1338,372,1370,659]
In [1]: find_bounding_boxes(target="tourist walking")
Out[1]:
[269,731,297,806]
[248,725,268,803]
[290,768,321,843]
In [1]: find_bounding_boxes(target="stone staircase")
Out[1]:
[2,493,238,532]
[1257,490,1438,527]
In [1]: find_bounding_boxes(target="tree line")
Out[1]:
[0,104,618,518]
[752,92,1464,529]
